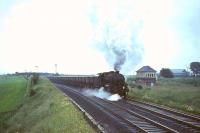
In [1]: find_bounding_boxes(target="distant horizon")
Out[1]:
[0,64,195,76]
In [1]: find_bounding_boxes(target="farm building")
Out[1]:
[170,69,189,77]
[136,66,157,86]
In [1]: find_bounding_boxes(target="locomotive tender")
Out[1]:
[49,71,129,98]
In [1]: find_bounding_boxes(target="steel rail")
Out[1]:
[99,99,178,133]
[64,86,178,133]
[128,97,200,121]
[127,98,200,131]
[64,86,149,133]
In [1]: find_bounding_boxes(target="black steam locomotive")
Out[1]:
[49,71,129,98]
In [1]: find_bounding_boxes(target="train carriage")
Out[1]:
[48,71,129,98]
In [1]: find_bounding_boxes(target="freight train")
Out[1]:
[48,71,129,98]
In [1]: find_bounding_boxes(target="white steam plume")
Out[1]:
[82,87,121,101]
[107,94,122,101]
[89,2,143,74]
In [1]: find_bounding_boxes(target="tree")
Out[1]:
[190,62,200,76]
[160,68,173,78]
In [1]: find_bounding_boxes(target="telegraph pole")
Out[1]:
[55,64,58,75]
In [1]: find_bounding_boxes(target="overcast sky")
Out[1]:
[0,0,200,74]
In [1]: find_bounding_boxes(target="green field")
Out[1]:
[127,77,200,114]
[0,75,96,133]
[0,76,27,113]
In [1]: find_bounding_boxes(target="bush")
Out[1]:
[31,73,39,86]
[29,89,36,97]
[160,68,174,78]
[137,85,143,89]
[127,83,137,88]
[190,62,200,75]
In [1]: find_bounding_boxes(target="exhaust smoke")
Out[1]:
[89,4,144,74]
[82,87,121,101]
[92,23,143,74]
[112,47,126,71]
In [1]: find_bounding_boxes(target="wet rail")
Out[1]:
[54,84,199,133]
[128,97,200,119]
[127,98,200,131]
[55,84,138,133]
[105,99,200,133]
[95,98,177,133]
[63,85,172,133]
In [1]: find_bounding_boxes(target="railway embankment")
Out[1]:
[0,75,96,133]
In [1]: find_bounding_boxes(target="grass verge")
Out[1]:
[0,76,27,113]
[127,77,200,114]
[0,75,96,133]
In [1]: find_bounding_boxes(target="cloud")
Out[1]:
[0,0,110,74]
[0,0,199,74]
[89,0,177,73]
[90,0,200,72]
[169,0,200,67]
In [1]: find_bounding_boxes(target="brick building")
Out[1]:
[136,66,157,86]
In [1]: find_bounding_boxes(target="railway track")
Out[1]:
[55,84,138,133]
[94,98,176,133]
[127,98,200,119]
[54,84,200,133]
[127,98,200,130]
[105,99,200,133]
[63,85,170,133]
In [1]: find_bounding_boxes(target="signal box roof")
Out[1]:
[136,66,157,72]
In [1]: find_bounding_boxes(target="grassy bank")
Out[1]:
[127,77,200,114]
[0,75,96,133]
[0,76,27,123]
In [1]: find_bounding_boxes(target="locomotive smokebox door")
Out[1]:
[98,71,128,98]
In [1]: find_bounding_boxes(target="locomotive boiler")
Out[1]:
[98,71,129,98]
[49,71,129,98]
